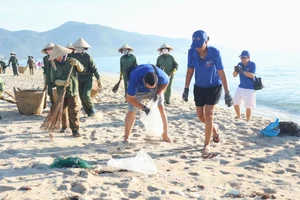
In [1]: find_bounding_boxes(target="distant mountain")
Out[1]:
[0,21,193,59]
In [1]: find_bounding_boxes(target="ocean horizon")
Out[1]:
[14,52,300,123]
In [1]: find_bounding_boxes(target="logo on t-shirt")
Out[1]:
[205,60,213,67]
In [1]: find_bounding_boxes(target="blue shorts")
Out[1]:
[128,89,164,112]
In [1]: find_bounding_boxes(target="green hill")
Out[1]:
[0,21,191,59]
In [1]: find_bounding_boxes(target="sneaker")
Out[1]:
[165,101,171,105]
[60,128,68,133]
[72,130,81,137]
[88,108,96,117]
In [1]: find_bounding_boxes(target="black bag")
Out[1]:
[250,76,264,91]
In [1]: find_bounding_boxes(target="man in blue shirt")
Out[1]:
[125,64,172,144]
[233,50,256,121]
[182,30,233,154]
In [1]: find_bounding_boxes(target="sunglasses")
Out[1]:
[241,57,248,59]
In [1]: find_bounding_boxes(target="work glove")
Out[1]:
[169,68,177,76]
[69,58,84,72]
[97,79,102,90]
[225,93,233,107]
[142,105,150,115]
[182,88,189,102]
[55,79,70,87]
[119,72,123,80]
[234,65,244,74]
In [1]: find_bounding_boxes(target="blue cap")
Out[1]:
[191,30,208,48]
[239,50,250,57]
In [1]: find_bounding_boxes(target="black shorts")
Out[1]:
[193,84,222,107]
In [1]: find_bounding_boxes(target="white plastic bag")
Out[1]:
[107,150,157,175]
[140,99,163,136]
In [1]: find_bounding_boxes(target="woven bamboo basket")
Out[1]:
[91,79,101,98]
[18,66,27,74]
[14,88,45,116]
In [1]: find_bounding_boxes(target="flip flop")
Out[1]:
[213,124,220,143]
[201,145,210,154]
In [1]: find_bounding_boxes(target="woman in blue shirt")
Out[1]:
[182,30,233,154]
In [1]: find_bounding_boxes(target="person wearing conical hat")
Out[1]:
[65,43,75,53]
[72,37,101,117]
[0,57,6,74]
[26,56,35,75]
[7,52,19,76]
[156,43,178,104]
[0,78,4,98]
[49,44,85,137]
[118,44,138,100]
[42,42,55,105]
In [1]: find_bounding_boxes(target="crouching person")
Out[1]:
[124,64,172,144]
[49,45,85,137]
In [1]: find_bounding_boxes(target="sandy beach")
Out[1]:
[0,69,299,200]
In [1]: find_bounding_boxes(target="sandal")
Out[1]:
[213,124,220,143]
[201,145,210,154]
[213,134,220,143]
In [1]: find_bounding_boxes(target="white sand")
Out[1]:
[0,69,299,200]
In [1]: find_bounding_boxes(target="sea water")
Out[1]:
[93,53,300,122]
[17,52,300,122]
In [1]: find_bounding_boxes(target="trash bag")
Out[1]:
[279,121,300,136]
[107,149,157,175]
[50,157,91,169]
[260,118,281,137]
[140,99,163,136]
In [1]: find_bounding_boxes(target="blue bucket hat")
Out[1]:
[239,50,250,57]
[191,30,208,48]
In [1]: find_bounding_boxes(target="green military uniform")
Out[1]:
[27,58,35,75]
[0,78,4,97]
[43,55,55,104]
[8,56,19,76]
[0,60,6,74]
[71,52,100,116]
[120,54,137,98]
[156,54,178,104]
[50,57,82,132]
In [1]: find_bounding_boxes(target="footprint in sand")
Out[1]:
[285,168,297,173]
[168,159,179,164]
[272,170,285,174]
[147,186,159,192]
[189,172,199,176]
[220,170,230,175]
[90,130,98,141]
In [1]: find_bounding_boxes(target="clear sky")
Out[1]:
[1,0,299,51]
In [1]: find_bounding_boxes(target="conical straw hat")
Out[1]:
[65,43,75,50]
[10,52,16,55]
[157,43,174,51]
[118,44,133,53]
[48,44,72,61]
[73,37,91,48]
[41,42,55,54]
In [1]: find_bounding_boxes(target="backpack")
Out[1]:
[126,64,158,81]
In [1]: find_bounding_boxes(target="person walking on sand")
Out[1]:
[182,30,233,154]
[156,43,178,105]
[27,56,35,75]
[124,64,172,144]
[0,58,6,74]
[118,44,138,101]
[42,42,55,105]
[7,52,19,76]
[49,44,85,137]
[71,37,102,117]
[233,50,256,121]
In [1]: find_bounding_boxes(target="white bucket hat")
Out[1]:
[48,44,72,61]
[73,37,91,48]
[65,43,75,50]
[118,44,133,53]
[41,42,55,54]
[157,43,174,51]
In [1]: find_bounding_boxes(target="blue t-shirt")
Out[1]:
[237,61,256,89]
[127,64,169,96]
[188,46,224,88]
